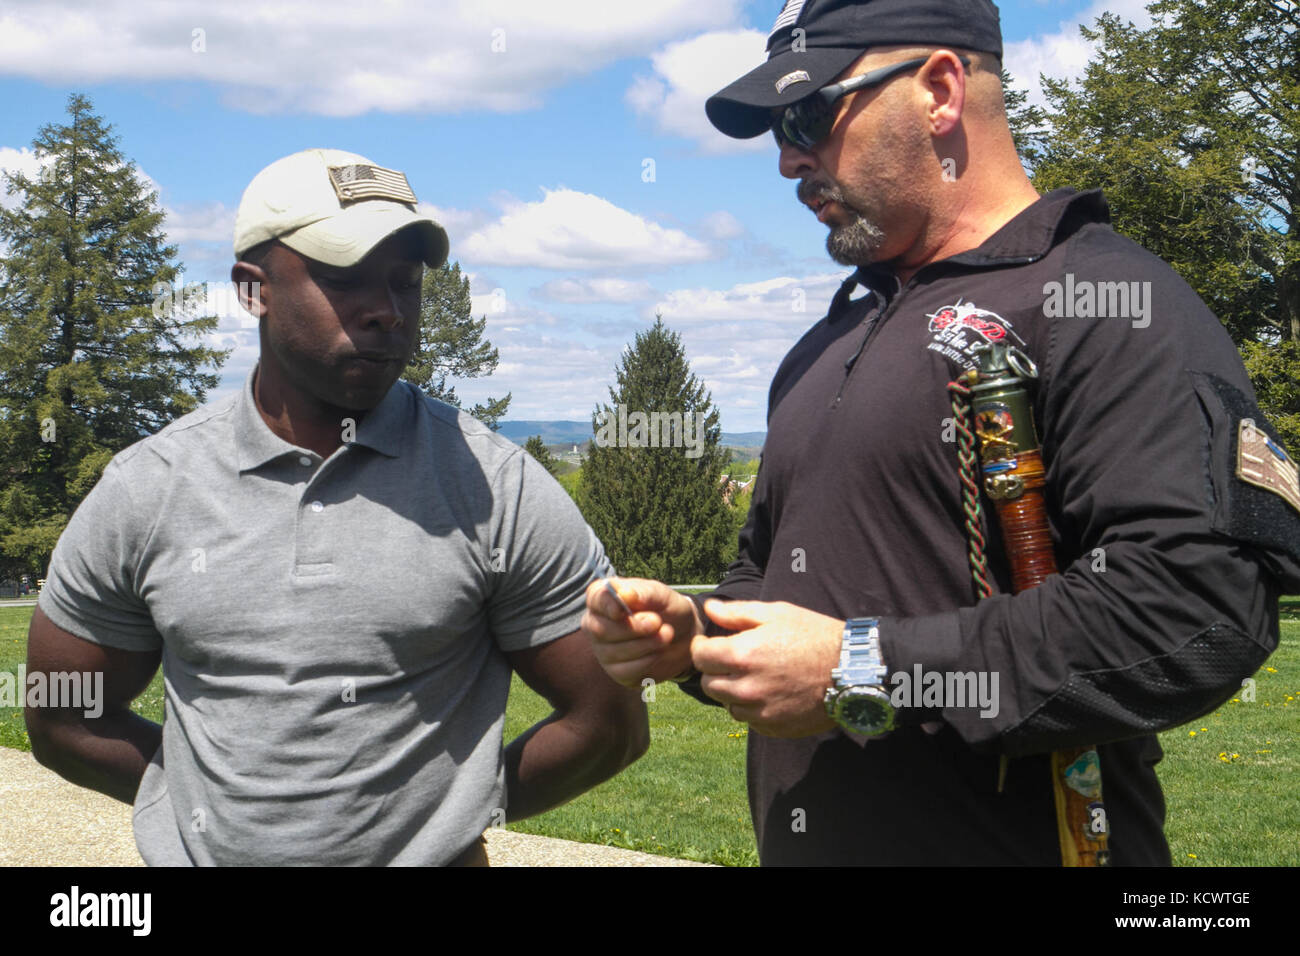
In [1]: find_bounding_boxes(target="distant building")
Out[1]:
[719,474,755,506]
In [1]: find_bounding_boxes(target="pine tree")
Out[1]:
[0,94,226,577]
[401,260,510,430]
[523,435,559,477]
[578,316,733,584]
[1001,68,1047,173]
[1027,0,1299,448]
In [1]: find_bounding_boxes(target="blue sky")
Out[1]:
[0,0,1152,433]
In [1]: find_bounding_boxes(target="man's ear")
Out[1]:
[231,261,268,320]
[922,51,966,138]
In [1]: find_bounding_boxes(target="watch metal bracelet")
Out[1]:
[830,617,887,689]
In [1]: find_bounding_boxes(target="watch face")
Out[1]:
[837,689,895,736]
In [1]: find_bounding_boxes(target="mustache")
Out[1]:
[797,178,845,205]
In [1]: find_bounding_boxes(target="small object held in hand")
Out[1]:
[603,579,632,617]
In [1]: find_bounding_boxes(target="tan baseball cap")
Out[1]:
[233,148,449,268]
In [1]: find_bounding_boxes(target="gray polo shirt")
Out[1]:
[38,366,610,865]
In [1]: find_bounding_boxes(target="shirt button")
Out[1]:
[299,456,312,466]
[310,501,324,513]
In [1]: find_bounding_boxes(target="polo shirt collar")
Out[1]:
[350,377,409,459]
[941,187,1110,267]
[234,364,411,472]
[833,188,1112,312]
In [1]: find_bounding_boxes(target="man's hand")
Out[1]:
[581,577,702,687]
[693,599,843,739]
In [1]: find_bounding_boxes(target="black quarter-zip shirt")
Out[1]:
[699,188,1300,866]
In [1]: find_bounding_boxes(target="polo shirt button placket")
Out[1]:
[294,476,335,575]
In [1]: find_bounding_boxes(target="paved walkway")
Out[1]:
[0,747,710,866]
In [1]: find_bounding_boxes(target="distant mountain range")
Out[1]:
[498,420,765,450]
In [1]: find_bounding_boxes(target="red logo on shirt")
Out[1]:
[925,299,1025,366]
[927,301,1008,340]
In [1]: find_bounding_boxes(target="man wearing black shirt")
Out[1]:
[582,0,1300,865]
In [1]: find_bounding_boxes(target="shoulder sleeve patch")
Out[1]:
[1188,370,1300,591]
[1237,420,1300,514]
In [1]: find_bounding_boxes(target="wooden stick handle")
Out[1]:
[986,453,1111,867]
[988,452,1057,593]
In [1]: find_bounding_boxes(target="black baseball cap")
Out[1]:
[706,0,1004,139]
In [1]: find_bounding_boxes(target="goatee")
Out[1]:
[827,216,886,266]
[798,178,886,266]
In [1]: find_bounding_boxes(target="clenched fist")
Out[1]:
[581,577,703,687]
[693,599,844,739]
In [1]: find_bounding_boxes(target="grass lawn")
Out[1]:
[1155,613,1299,866]
[3,602,1296,866]
[503,674,756,865]
[0,605,165,751]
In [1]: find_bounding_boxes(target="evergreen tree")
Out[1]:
[578,316,733,584]
[401,260,510,430]
[1001,67,1047,173]
[0,94,225,577]
[1028,0,1299,448]
[523,435,559,477]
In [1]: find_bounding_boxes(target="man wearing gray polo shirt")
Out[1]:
[24,148,648,866]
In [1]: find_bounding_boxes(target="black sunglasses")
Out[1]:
[772,55,971,150]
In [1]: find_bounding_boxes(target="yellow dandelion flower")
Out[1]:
[1188,853,1197,859]
[1189,730,1196,736]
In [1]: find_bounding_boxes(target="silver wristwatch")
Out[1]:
[824,617,895,736]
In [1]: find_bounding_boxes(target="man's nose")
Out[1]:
[778,139,817,180]
[357,282,406,330]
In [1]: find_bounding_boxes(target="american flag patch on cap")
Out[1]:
[770,0,807,41]
[327,164,418,205]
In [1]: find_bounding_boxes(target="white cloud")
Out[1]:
[418,202,493,250]
[625,29,772,154]
[1003,0,1155,108]
[652,272,848,323]
[626,272,856,428]
[0,0,743,116]
[458,188,715,270]
[163,201,236,245]
[0,146,47,210]
[533,278,657,304]
[1,146,227,253]
[447,318,780,430]
[445,312,618,420]
[423,271,850,432]
[699,210,745,240]
[471,287,512,318]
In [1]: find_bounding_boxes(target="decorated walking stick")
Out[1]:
[949,341,1111,868]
